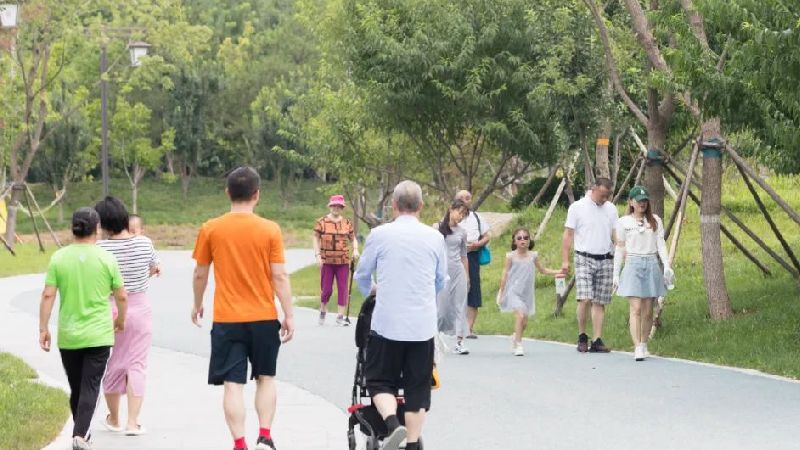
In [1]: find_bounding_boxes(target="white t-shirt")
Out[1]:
[616,215,664,256]
[564,196,619,255]
[460,211,490,243]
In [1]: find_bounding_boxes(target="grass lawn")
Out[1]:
[10,177,330,247]
[295,173,800,379]
[0,352,69,450]
[0,243,56,277]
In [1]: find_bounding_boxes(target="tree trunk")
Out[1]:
[700,118,733,320]
[595,120,612,179]
[181,169,191,199]
[4,186,21,247]
[645,123,667,218]
[132,183,139,215]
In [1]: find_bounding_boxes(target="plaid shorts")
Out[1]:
[574,253,614,305]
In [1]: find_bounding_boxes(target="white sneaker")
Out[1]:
[513,344,524,356]
[72,437,92,450]
[318,309,326,326]
[336,316,350,326]
[634,344,645,361]
[641,343,650,358]
[453,344,470,355]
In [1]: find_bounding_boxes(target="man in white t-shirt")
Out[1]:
[455,190,491,338]
[560,177,618,353]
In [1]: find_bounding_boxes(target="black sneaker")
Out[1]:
[589,338,610,353]
[577,333,589,353]
[255,436,276,450]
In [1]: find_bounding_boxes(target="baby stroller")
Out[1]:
[347,294,425,450]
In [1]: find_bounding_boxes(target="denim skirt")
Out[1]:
[618,254,667,298]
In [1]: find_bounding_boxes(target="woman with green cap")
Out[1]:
[612,185,673,361]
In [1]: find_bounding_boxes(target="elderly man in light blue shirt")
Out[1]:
[354,180,447,450]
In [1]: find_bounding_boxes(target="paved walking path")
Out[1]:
[2,249,799,449]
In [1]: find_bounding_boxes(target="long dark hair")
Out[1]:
[438,200,469,237]
[510,227,534,251]
[627,200,658,231]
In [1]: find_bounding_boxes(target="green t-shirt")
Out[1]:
[45,244,124,349]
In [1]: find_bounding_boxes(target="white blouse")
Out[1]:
[616,215,665,256]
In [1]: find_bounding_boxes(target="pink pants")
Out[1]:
[104,291,151,396]
[320,263,350,307]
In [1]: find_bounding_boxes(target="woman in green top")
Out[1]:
[39,207,128,450]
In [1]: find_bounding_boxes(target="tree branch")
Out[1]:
[583,0,649,127]
[623,0,671,73]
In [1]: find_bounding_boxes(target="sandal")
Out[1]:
[103,415,122,432]
[125,425,147,436]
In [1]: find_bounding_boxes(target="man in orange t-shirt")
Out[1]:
[192,166,294,450]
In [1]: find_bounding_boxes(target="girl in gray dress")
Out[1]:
[497,228,559,356]
[436,200,471,355]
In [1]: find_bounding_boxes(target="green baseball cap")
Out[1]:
[629,185,649,201]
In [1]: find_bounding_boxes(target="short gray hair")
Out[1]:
[393,180,423,213]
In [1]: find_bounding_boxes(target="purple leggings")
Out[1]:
[321,263,350,306]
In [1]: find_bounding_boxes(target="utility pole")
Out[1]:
[100,43,110,197]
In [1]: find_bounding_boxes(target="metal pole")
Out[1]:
[100,44,110,197]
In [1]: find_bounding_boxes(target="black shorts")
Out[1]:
[467,251,483,308]
[208,320,281,385]
[364,332,434,412]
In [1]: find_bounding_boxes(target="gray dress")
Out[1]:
[435,225,469,337]
[499,251,537,316]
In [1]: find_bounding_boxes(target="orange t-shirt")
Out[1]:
[192,212,286,323]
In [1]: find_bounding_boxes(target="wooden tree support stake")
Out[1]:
[664,165,795,277]
[20,185,45,253]
[612,156,643,203]
[0,234,15,256]
[726,145,800,227]
[553,276,576,317]
[666,143,700,239]
[534,178,567,242]
[734,160,800,275]
[719,225,772,277]
[26,185,62,248]
[531,165,559,207]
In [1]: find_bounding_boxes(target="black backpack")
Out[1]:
[355,293,376,349]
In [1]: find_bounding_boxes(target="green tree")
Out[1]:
[339,0,603,208]
[100,99,173,213]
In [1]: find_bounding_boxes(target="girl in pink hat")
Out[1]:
[313,195,359,325]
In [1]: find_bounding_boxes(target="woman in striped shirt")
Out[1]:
[94,197,160,436]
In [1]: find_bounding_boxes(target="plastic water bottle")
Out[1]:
[664,268,675,291]
[555,275,566,296]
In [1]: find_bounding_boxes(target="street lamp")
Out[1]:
[99,34,149,197]
[128,41,150,67]
[0,4,18,29]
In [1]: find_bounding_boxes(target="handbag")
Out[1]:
[475,212,492,266]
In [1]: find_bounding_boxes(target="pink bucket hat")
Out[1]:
[328,194,346,208]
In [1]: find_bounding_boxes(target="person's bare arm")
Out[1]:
[535,258,559,276]
[39,286,57,352]
[312,233,323,266]
[561,228,574,274]
[192,264,210,327]
[112,287,128,332]
[271,263,295,343]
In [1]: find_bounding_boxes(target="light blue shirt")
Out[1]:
[355,214,448,341]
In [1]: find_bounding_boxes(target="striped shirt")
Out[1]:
[97,236,159,293]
